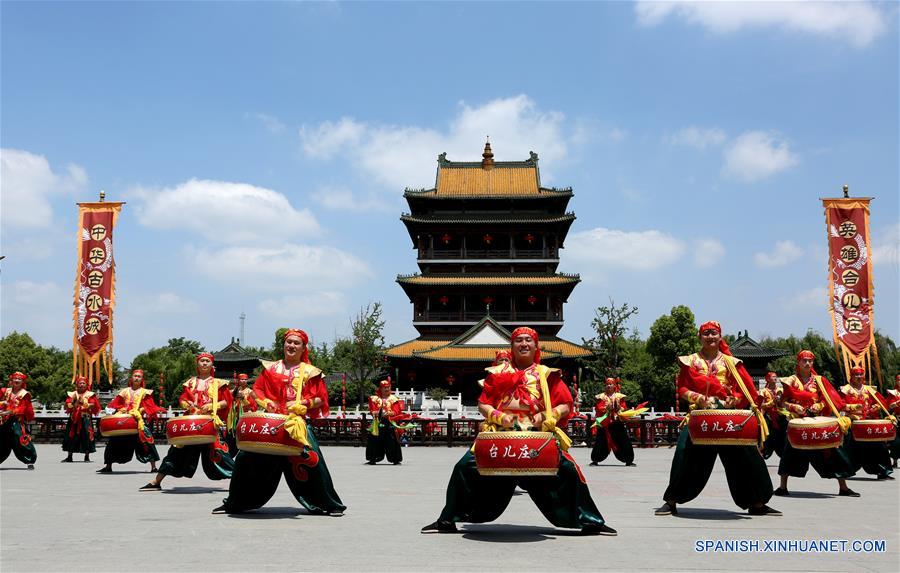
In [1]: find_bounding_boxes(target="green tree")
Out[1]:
[347,303,386,405]
[645,305,698,410]
[428,387,448,409]
[582,299,639,379]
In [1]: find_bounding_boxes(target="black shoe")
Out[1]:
[61,458,73,463]
[654,502,676,516]
[84,456,91,462]
[839,488,861,497]
[421,520,457,534]
[366,460,376,465]
[328,510,345,517]
[211,504,229,514]
[749,505,782,516]
[626,462,637,467]
[139,482,162,492]
[26,464,34,470]
[589,462,599,466]
[96,466,112,474]
[581,523,617,536]
[877,474,894,480]
[772,487,790,496]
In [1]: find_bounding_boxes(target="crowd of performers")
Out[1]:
[3,321,899,532]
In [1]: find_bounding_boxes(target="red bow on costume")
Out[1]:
[485,370,537,414]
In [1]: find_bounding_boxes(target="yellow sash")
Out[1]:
[537,365,572,451]
[283,367,310,447]
[864,386,898,426]
[722,356,769,447]
[814,376,852,434]
[127,388,146,433]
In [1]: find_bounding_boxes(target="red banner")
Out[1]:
[823,198,879,385]
[73,202,123,385]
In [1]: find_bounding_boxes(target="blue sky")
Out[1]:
[2,1,898,365]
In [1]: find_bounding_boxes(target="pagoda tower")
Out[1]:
[384,142,592,402]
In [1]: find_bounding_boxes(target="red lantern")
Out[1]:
[441,233,452,245]
[527,295,538,306]
[482,233,493,245]
[482,296,494,306]
[439,295,449,306]
[524,233,535,244]
[446,374,455,386]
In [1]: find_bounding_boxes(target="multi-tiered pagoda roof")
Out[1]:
[384,142,593,401]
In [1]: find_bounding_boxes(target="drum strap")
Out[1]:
[128,388,146,434]
[283,370,310,447]
[815,377,852,434]
[207,379,225,429]
[722,357,769,447]
[864,386,898,425]
[537,367,572,452]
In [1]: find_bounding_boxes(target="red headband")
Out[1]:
[196,352,214,363]
[73,375,91,390]
[605,377,620,389]
[850,367,865,376]
[237,373,249,380]
[493,349,512,365]
[797,350,815,362]
[283,329,308,344]
[379,379,391,388]
[698,321,721,335]
[9,371,27,382]
[766,372,777,379]
[510,326,541,365]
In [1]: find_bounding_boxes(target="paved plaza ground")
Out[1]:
[1,443,897,572]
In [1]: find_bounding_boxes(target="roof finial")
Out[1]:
[843,184,849,198]
[482,136,494,170]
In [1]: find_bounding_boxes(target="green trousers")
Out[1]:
[591,421,634,465]
[62,416,96,454]
[843,433,893,478]
[222,428,346,514]
[890,432,900,461]
[436,449,606,529]
[777,441,855,479]
[0,419,37,466]
[104,428,159,465]
[762,413,787,459]
[159,442,234,480]
[663,428,773,510]
[365,420,402,464]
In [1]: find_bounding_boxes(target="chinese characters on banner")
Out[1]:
[823,197,881,386]
[72,201,123,386]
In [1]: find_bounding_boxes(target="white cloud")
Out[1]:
[567,227,686,271]
[723,131,798,182]
[788,286,828,307]
[259,291,347,319]
[132,292,199,315]
[133,178,319,244]
[1,281,71,348]
[873,223,900,266]
[693,238,726,267]
[310,184,395,213]
[188,243,372,290]
[251,112,287,134]
[0,148,88,229]
[299,95,570,190]
[665,126,727,149]
[635,1,887,48]
[754,240,804,268]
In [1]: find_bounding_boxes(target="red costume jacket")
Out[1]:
[65,390,101,437]
[479,363,573,425]
[107,387,165,419]
[781,375,845,419]
[178,377,233,421]
[676,353,759,409]
[0,387,35,423]
[254,361,329,419]
[594,392,628,427]
[839,384,889,421]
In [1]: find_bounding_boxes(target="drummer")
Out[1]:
[0,372,37,469]
[140,353,235,491]
[774,350,858,497]
[213,328,346,515]
[225,373,256,455]
[760,372,786,459]
[97,369,163,474]
[366,378,407,465]
[654,321,779,517]
[590,377,636,467]
[421,326,616,535]
[62,375,101,463]
[839,367,894,480]
[887,375,900,468]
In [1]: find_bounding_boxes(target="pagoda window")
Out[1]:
[514,294,548,321]
[468,233,509,259]
[434,233,462,258]
[514,233,542,258]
